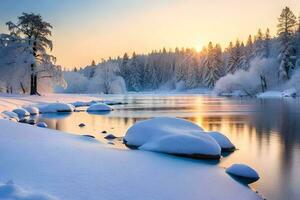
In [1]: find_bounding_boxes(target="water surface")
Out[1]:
[33,94,300,200]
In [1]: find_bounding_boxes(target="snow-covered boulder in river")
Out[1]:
[12,108,30,117]
[36,122,48,128]
[23,106,39,115]
[87,103,112,112]
[206,131,235,152]
[39,103,75,113]
[124,117,221,159]
[282,88,297,97]
[226,164,260,184]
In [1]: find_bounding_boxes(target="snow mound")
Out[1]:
[2,111,19,120]
[12,108,30,117]
[206,131,235,151]
[36,122,48,128]
[124,117,221,159]
[0,181,58,200]
[39,103,75,113]
[23,106,39,115]
[87,103,112,112]
[140,134,221,159]
[226,164,260,183]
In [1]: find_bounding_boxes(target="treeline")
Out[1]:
[68,7,300,94]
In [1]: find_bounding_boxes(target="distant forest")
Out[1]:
[63,6,300,95]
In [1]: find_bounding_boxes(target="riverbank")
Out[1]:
[0,94,262,200]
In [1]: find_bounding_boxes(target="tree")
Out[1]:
[277,7,297,80]
[227,40,245,73]
[263,28,271,58]
[244,35,254,69]
[6,13,60,95]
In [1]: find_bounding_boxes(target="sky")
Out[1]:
[0,0,300,68]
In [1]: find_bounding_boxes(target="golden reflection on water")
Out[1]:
[35,95,300,200]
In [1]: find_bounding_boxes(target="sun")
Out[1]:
[195,44,202,53]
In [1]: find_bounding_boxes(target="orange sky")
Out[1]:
[1,0,300,68]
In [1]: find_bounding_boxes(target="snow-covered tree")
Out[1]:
[5,13,64,94]
[227,40,245,73]
[277,7,297,80]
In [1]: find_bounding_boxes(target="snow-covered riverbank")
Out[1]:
[0,94,262,200]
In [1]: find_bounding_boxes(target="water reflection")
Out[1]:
[32,95,300,200]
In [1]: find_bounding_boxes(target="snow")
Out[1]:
[0,119,261,200]
[206,131,236,151]
[23,106,39,115]
[36,122,48,128]
[87,103,112,112]
[124,117,221,159]
[0,181,57,200]
[226,164,260,183]
[39,103,75,113]
[12,108,30,117]
[257,88,297,98]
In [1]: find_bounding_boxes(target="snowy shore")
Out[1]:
[0,94,262,200]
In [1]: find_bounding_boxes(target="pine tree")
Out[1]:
[263,28,271,58]
[277,7,297,80]
[227,40,244,73]
[244,35,254,69]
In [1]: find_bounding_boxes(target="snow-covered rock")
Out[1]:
[206,131,235,151]
[104,134,117,140]
[12,108,30,117]
[139,134,221,159]
[2,111,19,120]
[226,164,260,184]
[39,103,75,113]
[71,101,91,107]
[124,117,221,159]
[79,123,86,127]
[282,88,297,97]
[36,122,48,128]
[87,103,112,112]
[23,106,39,115]
[257,89,297,98]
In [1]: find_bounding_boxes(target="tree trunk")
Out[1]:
[30,64,37,95]
[20,82,26,94]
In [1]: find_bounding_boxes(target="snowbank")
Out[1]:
[0,119,261,200]
[226,164,260,183]
[39,103,75,113]
[12,108,30,117]
[124,117,221,159]
[0,181,57,200]
[87,103,112,112]
[23,106,39,115]
[206,131,235,152]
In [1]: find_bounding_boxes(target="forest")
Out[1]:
[1,7,300,96]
